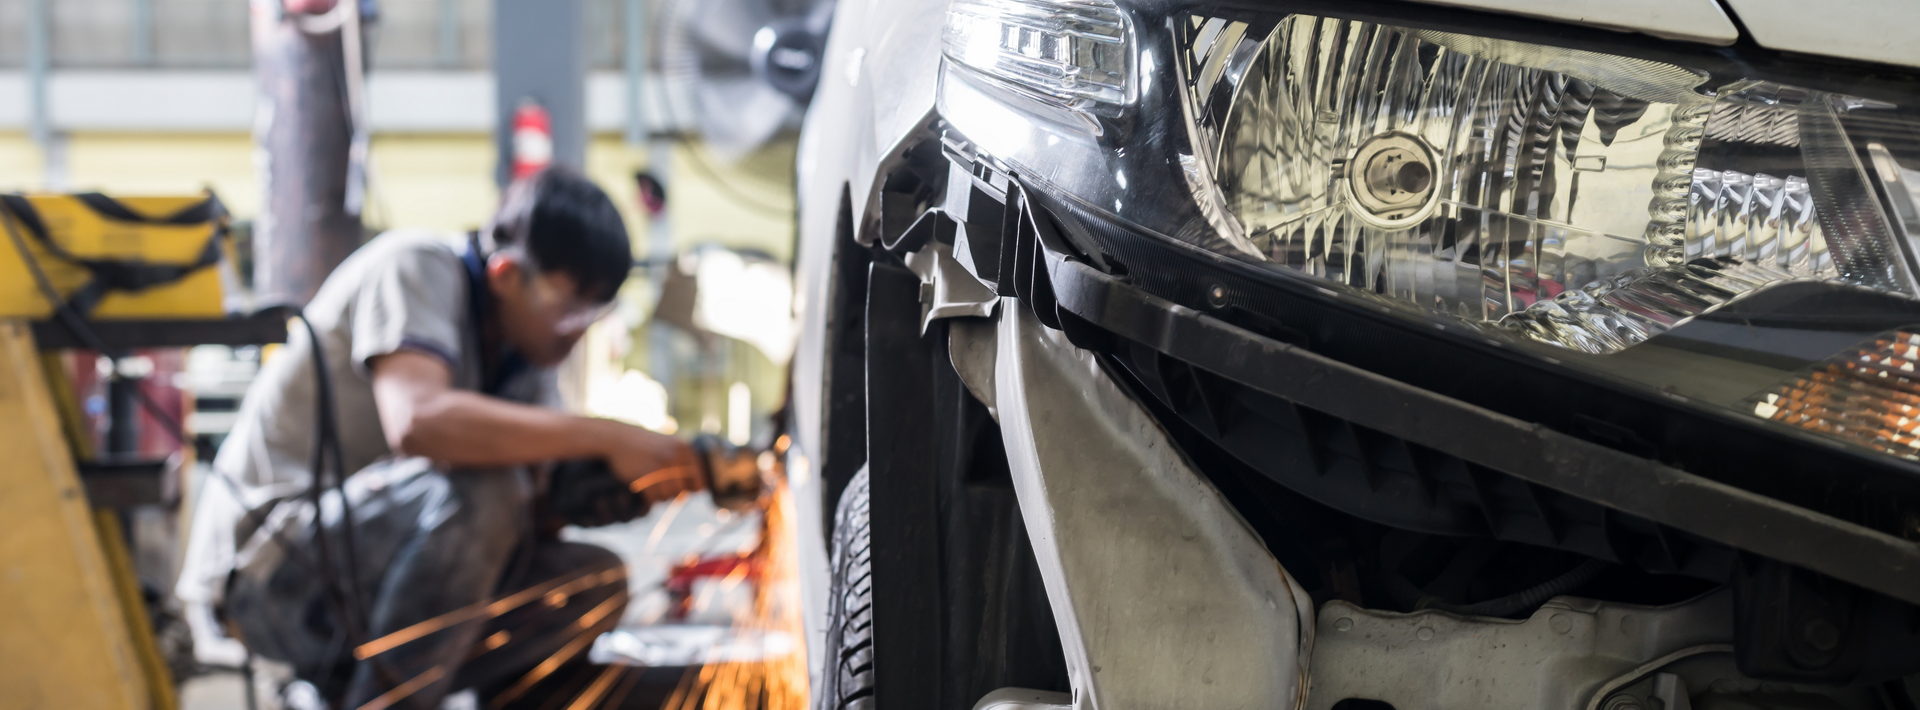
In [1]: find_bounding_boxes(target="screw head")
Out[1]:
[1804,618,1841,652]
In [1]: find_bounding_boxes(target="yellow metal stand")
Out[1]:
[0,321,165,709]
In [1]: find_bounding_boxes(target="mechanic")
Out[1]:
[176,166,700,706]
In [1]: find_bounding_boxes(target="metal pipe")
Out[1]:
[625,0,679,391]
[436,0,460,68]
[249,0,366,306]
[624,0,646,146]
[131,0,155,65]
[105,373,139,457]
[27,0,53,185]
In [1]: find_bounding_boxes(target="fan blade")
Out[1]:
[695,77,797,161]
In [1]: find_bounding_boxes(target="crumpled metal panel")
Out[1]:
[948,305,1313,709]
[974,688,1072,710]
[1306,592,1732,710]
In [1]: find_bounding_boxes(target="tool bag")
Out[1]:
[0,192,235,319]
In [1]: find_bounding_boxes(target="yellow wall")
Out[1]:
[62,134,261,221]
[650,138,798,261]
[0,133,46,191]
[363,134,498,234]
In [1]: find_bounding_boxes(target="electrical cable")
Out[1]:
[240,648,260,710]
[288,313,367,644]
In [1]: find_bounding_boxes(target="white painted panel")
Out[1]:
[1408,0,1739,44]
[587,73,627,133]
[367,72,494,132]
[48,71,251,132]
[1725,0,1920,69]
[0,74,27,127]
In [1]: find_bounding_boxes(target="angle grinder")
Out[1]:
[547,434,772,528]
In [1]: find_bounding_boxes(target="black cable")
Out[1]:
[240,648,260,710]
[289,314,367,646]
[1881,679,1920,710]
[288,322,362,677]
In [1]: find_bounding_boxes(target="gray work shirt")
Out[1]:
[177,229,558,604]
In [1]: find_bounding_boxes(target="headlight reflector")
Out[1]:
[1185,14,1920,354]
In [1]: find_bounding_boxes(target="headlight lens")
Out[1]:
[939,6,1920,464]
[1184,14,1920,355]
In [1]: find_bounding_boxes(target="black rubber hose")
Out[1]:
[292,313,368,650]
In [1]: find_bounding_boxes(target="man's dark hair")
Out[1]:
[488,166,632,303]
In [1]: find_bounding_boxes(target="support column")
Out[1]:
[493,0,586,188]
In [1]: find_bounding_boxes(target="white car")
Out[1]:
[783,1,1920,708]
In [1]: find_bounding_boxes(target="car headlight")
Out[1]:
[1191,16,1913,355]
[941,4,1920,464]
[942,0,1135,109]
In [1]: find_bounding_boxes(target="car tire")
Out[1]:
[818,467,875,710]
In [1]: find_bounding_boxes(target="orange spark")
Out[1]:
[490,593,628,707]
[661,482,810,710]
[354,567,626,660]
[563,666,626,710]
[356,666,446,710]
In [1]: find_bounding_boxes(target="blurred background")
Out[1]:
[0,0,809,439]
[0,0,823,706]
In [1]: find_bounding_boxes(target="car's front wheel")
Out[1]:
[818,468,874,710]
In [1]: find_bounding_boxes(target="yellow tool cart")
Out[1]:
[0,192,285,710]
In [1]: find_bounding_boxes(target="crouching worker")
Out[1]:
[176,167,700,706]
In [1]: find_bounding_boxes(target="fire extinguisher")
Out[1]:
[511,99,554,180]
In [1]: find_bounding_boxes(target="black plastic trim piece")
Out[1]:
[1047,256,1920,605]
[865,259,946,709]
[76,458,167,509]
[1026,180,1920,540]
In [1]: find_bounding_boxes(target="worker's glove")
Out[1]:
[693,434,770,512]
[546,458,650,528]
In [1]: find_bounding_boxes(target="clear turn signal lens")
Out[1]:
[944,0,1134,108]
[1181,14,1920,355]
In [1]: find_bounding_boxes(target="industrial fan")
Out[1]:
[656,0,834,162]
